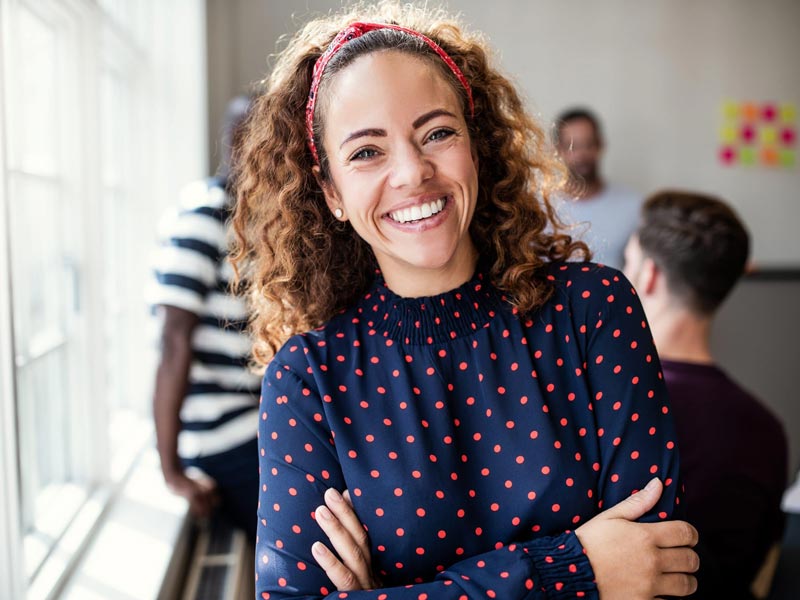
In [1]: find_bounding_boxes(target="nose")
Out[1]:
[388,143,434,189]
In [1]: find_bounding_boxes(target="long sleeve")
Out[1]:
[578,269,682,518]
[256,362,597,599]
[255,263,683,599]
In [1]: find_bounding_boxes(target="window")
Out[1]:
[0,0,207,596]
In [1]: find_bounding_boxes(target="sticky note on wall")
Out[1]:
[719,100,796,168]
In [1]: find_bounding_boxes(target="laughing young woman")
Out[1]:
[231,3,699,599]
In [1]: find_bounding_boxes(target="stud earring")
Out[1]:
[334,208,343,219]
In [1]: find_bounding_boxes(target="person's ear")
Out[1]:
[312,165,346,221]
[640,257,660,296]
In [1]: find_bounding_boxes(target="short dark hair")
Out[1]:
[637,190,750,315]
[553,107,603,146]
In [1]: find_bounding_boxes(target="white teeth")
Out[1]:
[390,197,447,223]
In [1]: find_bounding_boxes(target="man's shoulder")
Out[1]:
[664,360,786,438]
[600,183,643,206]
[156,178,230,243]
[176,178,230,217]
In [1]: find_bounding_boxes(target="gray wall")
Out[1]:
[206,0,800,475]
[712,278,800,475]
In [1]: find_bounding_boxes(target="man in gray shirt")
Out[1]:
[554,108,641,270]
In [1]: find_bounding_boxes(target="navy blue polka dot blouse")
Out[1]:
[256,262,682,599]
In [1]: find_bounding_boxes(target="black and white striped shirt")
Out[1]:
[149,178,260,459]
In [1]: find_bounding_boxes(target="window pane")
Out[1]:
[8,174,81,578]
[8,176,67,361]
[100,62,153,475]
[101,68,133,417]
[15,7,59,175]
[6,9,88,581]
[17,349,71,527]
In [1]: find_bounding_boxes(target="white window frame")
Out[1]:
[0,0,208,596]
[0,1,25,592]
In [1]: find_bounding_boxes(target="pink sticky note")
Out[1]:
[781,127,796,146]
[741,124,756,143]
[719,146,737,165]
[762,103,777,122]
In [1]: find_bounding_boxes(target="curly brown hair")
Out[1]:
[230,1,589,366]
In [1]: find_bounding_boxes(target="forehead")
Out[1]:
[560,118,598,141]
[320,50,463,131]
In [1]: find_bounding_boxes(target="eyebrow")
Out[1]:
[412,109,456,129]
[338,109,458,149]
[339,128,386,149]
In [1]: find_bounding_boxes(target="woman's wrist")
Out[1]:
[521,531,596,598]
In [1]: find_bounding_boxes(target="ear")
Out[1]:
[640,257,660,296]
[312,165,344,219]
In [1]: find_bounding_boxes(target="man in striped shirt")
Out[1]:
[149,97,259,540]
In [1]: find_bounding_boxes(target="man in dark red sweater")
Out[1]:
[623,190,788,599]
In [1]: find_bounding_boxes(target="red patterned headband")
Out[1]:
[305,21,475,165]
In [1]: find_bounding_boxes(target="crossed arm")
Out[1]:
[256,364,699,600]
[314,480,699,599]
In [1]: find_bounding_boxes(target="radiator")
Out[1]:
[181,519,253,600]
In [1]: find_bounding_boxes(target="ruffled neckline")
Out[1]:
[356,270,506,345]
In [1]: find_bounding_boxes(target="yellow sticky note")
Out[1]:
[722,101,739,121]
[760,126,778,144]
[720,124,737,143]
[780,104,797,123]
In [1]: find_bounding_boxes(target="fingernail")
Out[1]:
[312,542,327,557]
[645,477,660,491]
[316,505,332,520]
[325,488,343,503]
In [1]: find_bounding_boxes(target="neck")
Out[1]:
[566,176,603,200]
[379,244,479,298]
[646,302,715,365]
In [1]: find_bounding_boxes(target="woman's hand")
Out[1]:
[312,488,381,591]
[575,477,700,599]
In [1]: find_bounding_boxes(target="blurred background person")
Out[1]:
[554,107,642,270]
[148,96,260,541]
[624,190,788,598]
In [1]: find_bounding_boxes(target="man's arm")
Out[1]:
[152,304,218,517]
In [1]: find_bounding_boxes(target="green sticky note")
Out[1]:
[780,104,797,123]
[760,126,778,144]
[720,124,737,143]
[739,147,756,165]
[780,149,795,167]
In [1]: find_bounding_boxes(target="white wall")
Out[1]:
[207,0,800,266]
[466,0,800,269]
[205,0,800,473]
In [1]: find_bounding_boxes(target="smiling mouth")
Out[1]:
[387,197,447,224]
